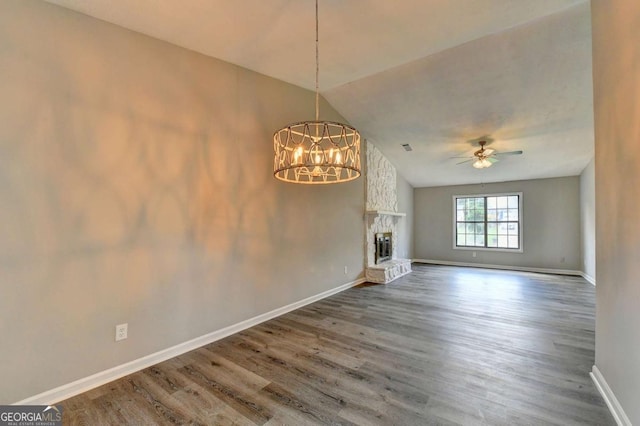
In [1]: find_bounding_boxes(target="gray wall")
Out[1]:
[592,0,640,422]
[580,158,596,282]
[396,173,414,259]
[413,177,581,270]
[0,1,365,403]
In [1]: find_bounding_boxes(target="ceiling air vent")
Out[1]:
[401,143,413,151]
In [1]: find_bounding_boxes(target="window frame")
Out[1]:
[452,192,523,253]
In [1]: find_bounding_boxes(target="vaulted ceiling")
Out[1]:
[45,0,593,187]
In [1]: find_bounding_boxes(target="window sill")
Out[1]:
[453,246,523,254]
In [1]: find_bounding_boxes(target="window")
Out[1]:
[454,193,522,251]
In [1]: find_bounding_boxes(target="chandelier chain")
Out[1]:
[315,0,319,121]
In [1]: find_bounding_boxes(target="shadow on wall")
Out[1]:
[0,0,367,403]
[0,72,280,334]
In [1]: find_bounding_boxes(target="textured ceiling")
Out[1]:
[45,0,593,187]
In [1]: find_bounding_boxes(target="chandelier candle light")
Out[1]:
[273,0,361,184]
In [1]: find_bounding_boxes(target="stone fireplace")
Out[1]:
[364,143,412,284]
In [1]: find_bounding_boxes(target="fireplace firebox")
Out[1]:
[375,232,392,264]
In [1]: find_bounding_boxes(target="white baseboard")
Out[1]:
[590,365,632,426]
[582,272,596,286]
[14,277,365,406]
[413,259,583,276]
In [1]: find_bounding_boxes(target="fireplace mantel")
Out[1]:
[366,210,406,217]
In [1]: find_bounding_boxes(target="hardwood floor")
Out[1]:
[61,264,615,425]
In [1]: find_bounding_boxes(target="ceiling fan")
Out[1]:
[455,141,523,169]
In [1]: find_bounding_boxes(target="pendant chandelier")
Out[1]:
[273,0,361,184]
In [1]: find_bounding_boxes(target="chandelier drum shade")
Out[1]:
[273,121,361,184]
[272,0,361,184]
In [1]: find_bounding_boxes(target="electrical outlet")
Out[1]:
[472,251,477,258]
[344,266,348,275]
[115,323,128,342]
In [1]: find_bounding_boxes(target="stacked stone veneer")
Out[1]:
[366,143,398,265]
[365,143,411,283]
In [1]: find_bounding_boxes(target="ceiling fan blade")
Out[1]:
[487,157,499,163]
[484,148,495,156]
[494,150,523,156]
[456,159,473,165]
[449,156,472,159]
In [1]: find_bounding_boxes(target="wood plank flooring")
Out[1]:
[60,264,615,425]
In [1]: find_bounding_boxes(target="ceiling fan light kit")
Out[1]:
[473,158,493,169]
[459,140,523,169]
